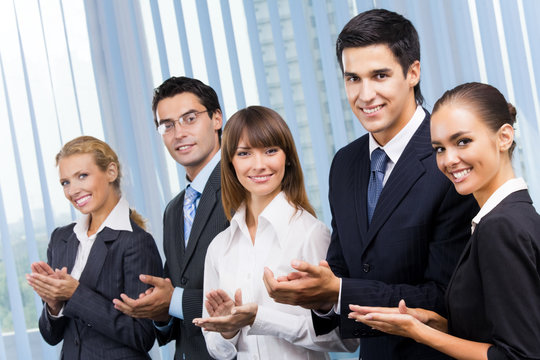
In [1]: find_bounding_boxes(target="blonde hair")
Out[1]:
[56,136,146,229]
[221,106,315,220]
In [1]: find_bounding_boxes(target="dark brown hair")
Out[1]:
[56,136,146,229]
[433,82,517,157]
[221,106,315,220]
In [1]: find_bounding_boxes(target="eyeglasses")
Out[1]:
[157,110,209,135]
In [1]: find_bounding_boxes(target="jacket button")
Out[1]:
[363,263,371,272]
[180,277,187,285]
[87,323,92,327]
[353,329,360,336]
[74,339,79,346]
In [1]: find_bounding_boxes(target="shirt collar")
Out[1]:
[471,177,528,233]
[369,105,425,164]
[188,150,221,194]
[73,196,133,239]
[229,192,296,249]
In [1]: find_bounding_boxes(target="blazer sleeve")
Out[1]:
[38,228,69,345]
[63,230,163,352]
[476,215,540,359]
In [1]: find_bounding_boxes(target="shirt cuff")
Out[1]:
[168,287,184,319]
[47,303,64,318]
[313,278,342,317]
[154,317,174,333]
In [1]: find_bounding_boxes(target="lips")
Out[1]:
[75,195,91,207]
[362,105,383,114]
[248,174,273,183]
[175,144,194,152]
[450,168,471,183]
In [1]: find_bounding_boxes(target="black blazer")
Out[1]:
[447,190,540,359]
[155,162,229,359]
[313,113,479,359]
[39,220,163,360]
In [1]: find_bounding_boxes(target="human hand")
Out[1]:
[193,289,257,339]
[31,261,56,277]
[26,267,79,314]
[263,259,339,311]
[112,274,173,322]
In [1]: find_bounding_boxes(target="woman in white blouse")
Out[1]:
[26,136,162,359]
[193,106,358,359]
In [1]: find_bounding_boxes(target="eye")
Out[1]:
[266,147,279,155]
[345,75,359,83]
[236,151,249,157]
[457,138,472,146]
[183,113,198,124]
[159,120,174,130]
[78,173,88,180]
[60,180,69,187]
[432,146,444,154]
[375,73,387,80]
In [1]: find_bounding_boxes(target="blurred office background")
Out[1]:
[1,0,539,359]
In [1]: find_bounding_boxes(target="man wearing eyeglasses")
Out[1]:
[113,76,229,359]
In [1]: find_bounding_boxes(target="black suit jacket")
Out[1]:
[313,113,479,359]
[156,162,229,359]
[39,220,163,360]
[447,190,540,359]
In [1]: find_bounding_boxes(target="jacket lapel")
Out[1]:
[354,142,370,242]
[65,232,79,273]
[362,114,433,254]
[78,227,119,289]
[182,163,221,275]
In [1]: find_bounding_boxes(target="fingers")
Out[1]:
[139,274,165,287]
[234,288,242,306]
[398,299,408,314]
[349,304,400,315]
[290,259,319,274]
[319,260,330,268]
[31,261,55,276]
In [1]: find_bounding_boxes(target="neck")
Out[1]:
[88,193,120,236]
[245,191,280,243]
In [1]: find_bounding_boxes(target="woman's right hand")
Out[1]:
[28,261,63,315]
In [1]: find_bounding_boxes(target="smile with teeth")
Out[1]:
[176,144,193,151]
[249,174,273,182]
[362,105,383,114]
[75,195,91,207]
[451,169,471,180]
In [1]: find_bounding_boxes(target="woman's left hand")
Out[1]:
[193,288,257,339]
[27,267,79,301]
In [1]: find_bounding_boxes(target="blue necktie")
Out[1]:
[183,186,200,247]
[367,148,388,224]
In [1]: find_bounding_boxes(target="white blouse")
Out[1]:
[202,192,358,359]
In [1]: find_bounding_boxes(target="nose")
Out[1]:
[440,148,460,170]
[358,80,376,104]
[173,121,187,138]
[253,153,266,170]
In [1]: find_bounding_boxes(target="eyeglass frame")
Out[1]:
[156,109,210,135]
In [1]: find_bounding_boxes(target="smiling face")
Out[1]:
[431,103,515,207]
[342,44,420,146]
[157,92,222,180]
[231,134,286,207]
[58,153,119,221]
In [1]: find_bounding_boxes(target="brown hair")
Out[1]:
[56,136,146,229]
[432,82,517,157]
[221,106,315,220]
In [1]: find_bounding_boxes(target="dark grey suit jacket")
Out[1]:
[155,162,229,359]
[313,113,479,359]
[39,220,163,360]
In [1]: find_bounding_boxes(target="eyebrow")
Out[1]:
[343,68,392,78]
[158,109,200,123]
[431,131,472,145]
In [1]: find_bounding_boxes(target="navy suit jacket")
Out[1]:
[313,113,479,359]
[39,220,163,360]
[155,163,229,359]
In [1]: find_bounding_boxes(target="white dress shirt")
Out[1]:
[471,177,528,233]
[203,192,358,359]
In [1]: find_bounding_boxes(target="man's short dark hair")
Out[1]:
[152,76,222,139]
[336,9,424,105]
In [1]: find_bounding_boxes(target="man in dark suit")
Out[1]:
[113,76,229,359]
[263,9,478,360]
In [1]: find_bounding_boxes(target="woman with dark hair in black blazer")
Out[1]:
[349,83,540,359]
[27,136,163,359]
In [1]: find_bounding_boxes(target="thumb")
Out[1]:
[398,299,408,314]
[139,274,162,287]
[319,260,330,268]
[234,288,243,306]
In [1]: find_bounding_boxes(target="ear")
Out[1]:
[407,60,421,88]
[106,162,119,183]
[497,123,514,152]
[212,109,223,131]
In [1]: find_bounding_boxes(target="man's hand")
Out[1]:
[193,289,257,339]
[263,259,340,311]
[112,274,173,322]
